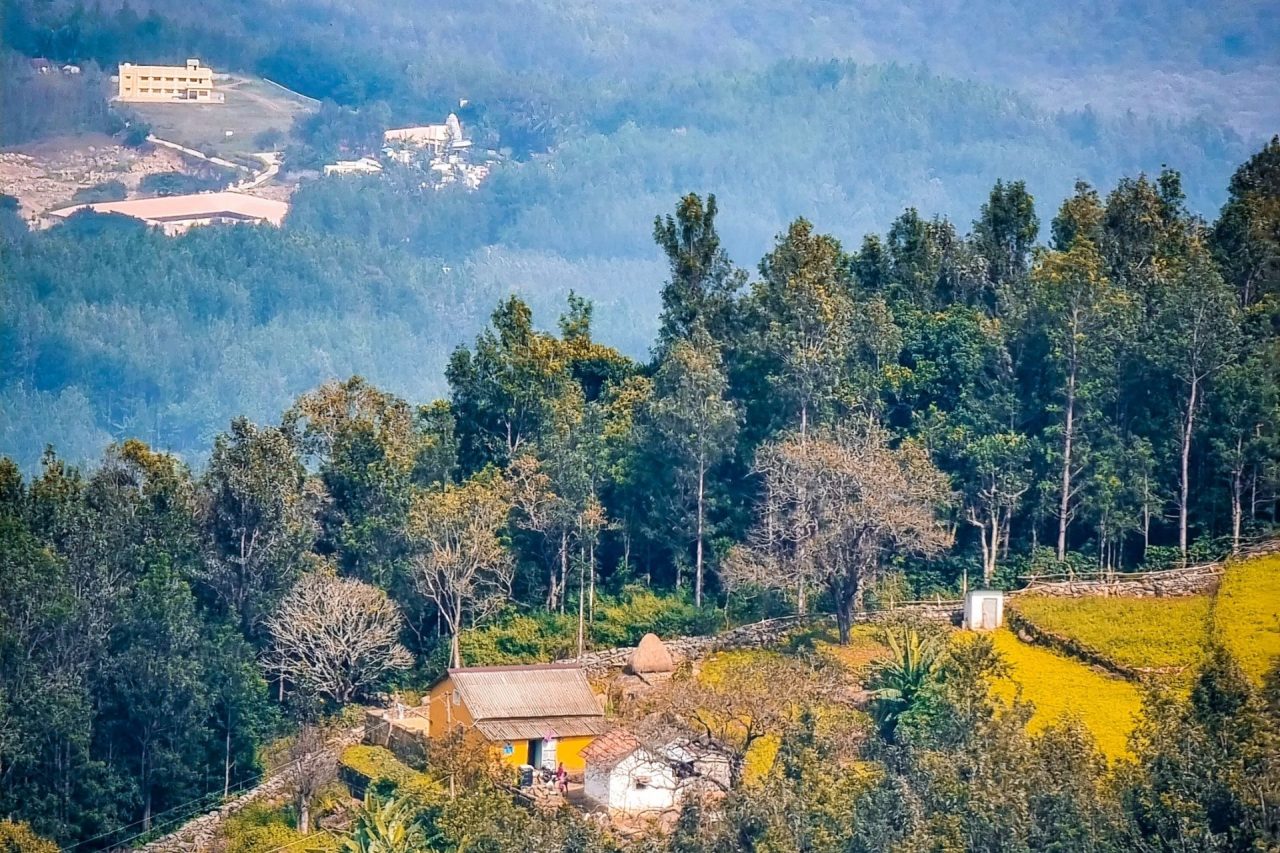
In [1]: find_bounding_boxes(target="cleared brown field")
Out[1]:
[122,74,316,159]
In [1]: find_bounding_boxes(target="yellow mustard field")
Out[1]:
[990,628,1142,760]
[1214,553,1280,683]
[1012,593,1212,674]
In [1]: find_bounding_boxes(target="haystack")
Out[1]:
[627,633,675,675]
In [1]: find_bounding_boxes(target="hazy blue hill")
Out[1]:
[8,0,1278,135]
[2,59,1252,470]
[2,0,1271,469]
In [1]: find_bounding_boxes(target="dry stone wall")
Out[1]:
[563,602,963,676]
[129,725,364,853]
[1014,563,1223,598]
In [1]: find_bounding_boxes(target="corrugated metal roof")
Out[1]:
[474,715,612,741]
[450,663,603,721]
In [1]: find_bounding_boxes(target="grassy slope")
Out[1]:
[990,628,1142,760]
[992,551,1280,757]
[124,75,314,158]
[1008,552,1280,683]
[1011,594,1213,674]
[1214,553,1280,683]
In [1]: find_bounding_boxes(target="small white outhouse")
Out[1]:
[964,589,1004,630]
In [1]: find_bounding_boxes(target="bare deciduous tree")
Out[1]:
[510,454,573,611]
[265,573,412,704]
[290,724,337,833]
[727,420,953,642]
[656,654,819,788]
[409,473,513,668]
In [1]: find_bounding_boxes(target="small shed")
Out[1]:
[964,589,1004,630]
[582,729,679,815]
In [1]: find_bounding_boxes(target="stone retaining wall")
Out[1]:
[1015,563,1223,598]
[129,725,364,853]
[562,602,963,676]
[1003,608,1178,682]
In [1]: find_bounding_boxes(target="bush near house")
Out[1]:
[0,820,58,853]
[70,180,127,204]
[139,169,231,196]
[456,586,721,669]
[338,745,444,807]
[221,803,339,853]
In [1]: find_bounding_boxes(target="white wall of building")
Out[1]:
[964,590,1005,630]
[586,750,680,814]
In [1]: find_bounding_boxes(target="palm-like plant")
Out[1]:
[867,626,945,741]
[341,792,427,853]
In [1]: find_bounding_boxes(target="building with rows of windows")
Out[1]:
[116,59,223,103]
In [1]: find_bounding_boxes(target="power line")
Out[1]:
[59,756,303,852]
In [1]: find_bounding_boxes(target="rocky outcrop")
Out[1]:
[130,725,364,853]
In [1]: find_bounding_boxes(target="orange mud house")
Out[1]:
[426,663,607,773]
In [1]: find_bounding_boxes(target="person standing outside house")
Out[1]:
[555,762,568,794]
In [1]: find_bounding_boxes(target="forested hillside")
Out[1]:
[2,136,1279,851]
[0,64,1253,467]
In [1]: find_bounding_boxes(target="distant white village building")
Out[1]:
[44,192,288,235]
[116,59,223,103]
[383,113,471,159]
[323,157,384,176]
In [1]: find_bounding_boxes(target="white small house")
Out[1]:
[323,157,384,176]
[964,589,1004,630]
[583,730,679,815]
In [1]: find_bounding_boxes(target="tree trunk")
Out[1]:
[298,793,310,834]
[834,596,852,645]
[1141,472,1151,563]
[588,539,596,627]
[986,508,1001,584]
[141,743,151,831]
[558,530,568,614]
[695,458,706,608]
[1179,378,1198,562]
[451,601,463,668]
[1232,437,1244,555]
[577,552,585,658]
[1057,367,1077,562]
[224,706,232,798]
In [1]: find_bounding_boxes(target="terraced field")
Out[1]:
[1214,553,1280,683]
[987,551,1280,758]
[1011,593,1212,676]
[990,628,1142,760]
[1009,553,1279,683]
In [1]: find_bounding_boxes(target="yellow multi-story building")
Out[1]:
[117,59,222,103]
